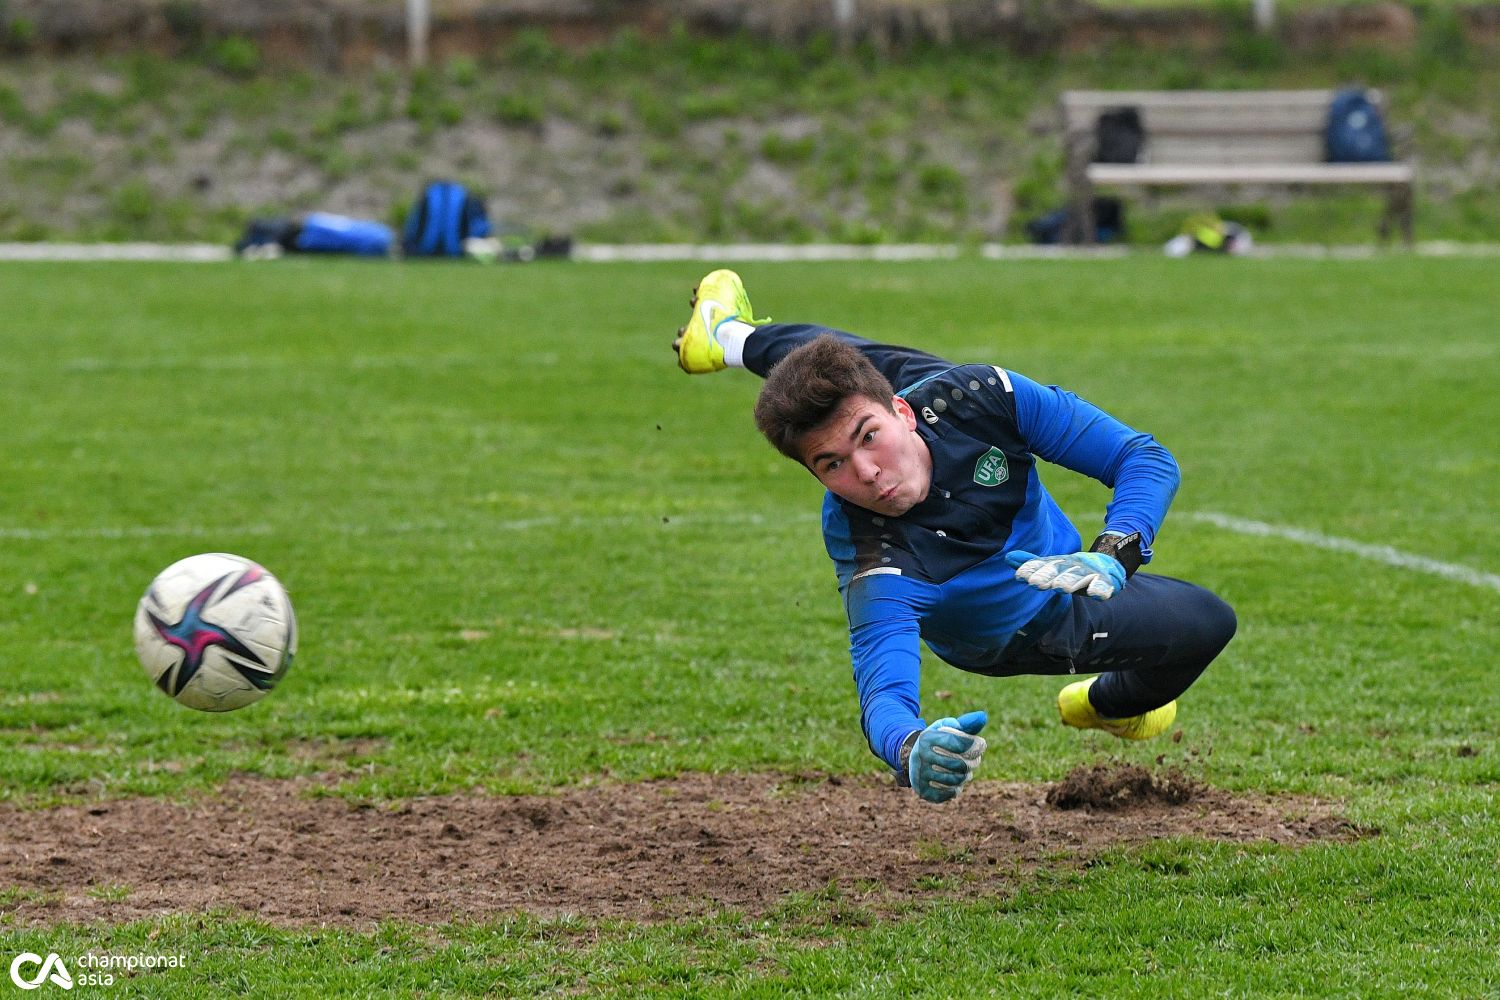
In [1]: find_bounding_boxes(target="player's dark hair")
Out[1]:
[753,335,896,465]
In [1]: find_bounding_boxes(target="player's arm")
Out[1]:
[847,582,986,803]
[1005,370,1180,598]
[899,712,988,804]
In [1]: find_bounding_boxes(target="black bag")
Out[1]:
[1025,197,1125,245]
[1094,108,1144,164]
[234,217,300,255]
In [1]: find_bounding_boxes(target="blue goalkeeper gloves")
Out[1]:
[1006,549,1126,601]
[906,711,988,803]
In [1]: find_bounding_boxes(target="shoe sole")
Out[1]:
[671,281,702,365]
[1109,702,1176,740]
[1059,680,1175,741]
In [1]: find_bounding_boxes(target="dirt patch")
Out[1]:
[1045,761,1202,810]
[0,763,1362,928]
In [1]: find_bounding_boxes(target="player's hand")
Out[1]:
[907,711,988,803]
[1006,550,1125,601]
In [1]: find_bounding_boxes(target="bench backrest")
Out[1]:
[1060,89,1385,166]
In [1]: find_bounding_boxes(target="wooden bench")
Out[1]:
[1060,89,1415,246]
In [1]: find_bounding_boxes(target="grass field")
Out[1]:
[1,255,1498,996]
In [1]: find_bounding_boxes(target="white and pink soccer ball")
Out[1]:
[133,553,297,712]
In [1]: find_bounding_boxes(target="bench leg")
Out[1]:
[1063,131,1094,245]
[1398,184,1414,248]
[1066,182,1096,245]
[1382,183,1414,248]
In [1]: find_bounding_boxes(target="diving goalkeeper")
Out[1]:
[672,270,1236,804]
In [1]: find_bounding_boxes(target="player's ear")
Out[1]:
[891,395,917,430]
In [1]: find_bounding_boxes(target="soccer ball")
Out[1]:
[133,552,297,712]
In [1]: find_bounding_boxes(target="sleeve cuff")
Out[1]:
[1090,530,1144,577]
[893,729,922,787]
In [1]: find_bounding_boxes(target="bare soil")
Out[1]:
[0,763,1362,928]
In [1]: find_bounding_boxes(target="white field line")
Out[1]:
[573,243,964,262]
[0,243,231,262]
[6,242,1500,263]
[1183,511,1500,594]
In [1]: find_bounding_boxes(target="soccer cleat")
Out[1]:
[672,268,764,374]
[1058,677,1177,741]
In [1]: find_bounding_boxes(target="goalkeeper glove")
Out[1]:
[903,711,988,804]
[1006,532,1142,601]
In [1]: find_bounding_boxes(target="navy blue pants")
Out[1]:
[996,573,1235,719]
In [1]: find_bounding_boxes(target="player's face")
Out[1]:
[800,395,932,516]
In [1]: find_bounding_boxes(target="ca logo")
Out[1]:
[9,952,73,991]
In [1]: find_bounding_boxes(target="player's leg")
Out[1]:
[1004,574,1236,739]
[672,269,949,388]
[741,325,950,391]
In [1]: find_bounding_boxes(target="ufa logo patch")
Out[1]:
[973,447,1009,487]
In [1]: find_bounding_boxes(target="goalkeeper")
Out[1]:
[672,270,1236,804]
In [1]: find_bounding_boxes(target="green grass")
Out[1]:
[1,257,1498,995]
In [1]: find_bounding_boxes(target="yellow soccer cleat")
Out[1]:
[1058,677,1177,741]
[672,268,765,374]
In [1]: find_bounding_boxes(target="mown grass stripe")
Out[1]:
[0,511,819,542]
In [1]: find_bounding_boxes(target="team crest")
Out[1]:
[973,447,1009,487]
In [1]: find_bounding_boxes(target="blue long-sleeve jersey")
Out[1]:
[818,362,1180,773]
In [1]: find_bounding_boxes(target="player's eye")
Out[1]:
[863,430,877,445]
[824,459,843,473]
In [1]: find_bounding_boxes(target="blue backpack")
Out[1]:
[401,181,492,257]
[1325,88,1391,163]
